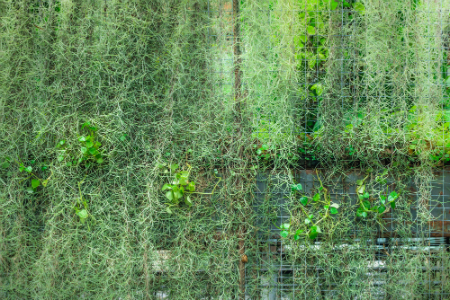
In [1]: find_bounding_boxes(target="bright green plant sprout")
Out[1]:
[73,178,94,230]
[78,121,105,164]
[17,158,53,193]
[255,144,271,160]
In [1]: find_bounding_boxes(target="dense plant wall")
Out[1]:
[1,0,450,298]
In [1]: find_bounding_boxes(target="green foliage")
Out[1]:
[282,172,339,241]
[255,144,272,160]
[355,172,398,219]
[56,121,106,167]
[73,179,94,229]
[160,163,196,213]
[17,159,52,193]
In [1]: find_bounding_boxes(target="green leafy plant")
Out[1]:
[255,144,271,160]
[282,171,339,241]
[160,163,196,213]
[73,178,94,229]
[159,163,223,214]
[278,222,304,241]
[355,172,398,219]
[18,159,53,193]
[57,121,105,167]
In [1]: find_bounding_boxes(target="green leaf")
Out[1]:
[85,141,94,148]
[66,161,72,167]
[58,155,64,162]
[309,226,320,240]
[120,134,127,141]
[280,223,290,230]
[330,0,338,10]
[330,207,338,214]
[390,201,396,209]
[305,218,311,224]
[76,209,88,223]
[26,187,34,194]
[280,230,289,238]
[78,136,87,142]
[25,166,32,173]
[173,189,183,201]
[188,182,195,192]
[363,192,370,199]
[1,161,10,169]
[353,2,365,14]
[378,206,386,214]
[31,179,40,189]
[294,229,303,241]
[81,122,90,129]
[165,191,174,201]
[96,158,104,164]
[81,147,88,154]
[166,207,172,214]
[300,196,308,206]
[58,140,66,146]
[170,164,179,171]
[89,148,99,156]
[307,26,315,35]
[309,230,318,240]
[388,191,398,202]
[380,195,386,205]
[313,193,320,201]
[363,201,370,210]
[291,183,302,192]
[256,149,262,155]
[324,205,329,210]
[262,144,269,151]
[162,184,172,191]
[362,211,368,218]
[185,195,193,207]
[357,185,365,194]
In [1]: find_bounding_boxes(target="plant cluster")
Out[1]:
[355,171,398,219]
[13,121,110,225]
[280,169,400,241]
[160,163,196,214]
[279,171,339,241]
[57,121,105,167]
[17,159,53,194]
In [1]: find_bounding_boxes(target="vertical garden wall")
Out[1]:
[1,0,450,299]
